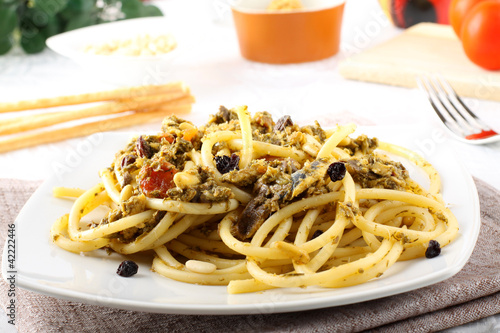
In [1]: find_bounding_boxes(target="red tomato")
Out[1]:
[461,1,500,70]
[138,161,178,198]
[449,0,485,37]
[160,133,175,144]
[182,128,198,142]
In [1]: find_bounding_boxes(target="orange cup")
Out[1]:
[232,0,346,64]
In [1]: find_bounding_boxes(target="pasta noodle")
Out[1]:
[51,106,459,294]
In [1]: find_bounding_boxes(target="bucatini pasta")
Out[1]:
[51,106,459,293]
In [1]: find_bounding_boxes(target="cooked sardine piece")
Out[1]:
[290,158,330,198]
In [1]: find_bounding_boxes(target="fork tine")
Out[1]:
[428,76,477,135]
[417,75,466,137]
[418,74,499,142]
[416,77,447,124]
[435,75,492,132]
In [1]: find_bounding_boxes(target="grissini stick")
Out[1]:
[0,104,192,154]
[0,93,194,135]
[0,82,188,113]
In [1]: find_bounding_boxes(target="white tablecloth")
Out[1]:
[0,0,499,331]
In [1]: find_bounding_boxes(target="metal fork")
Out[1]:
[417,75,500,144]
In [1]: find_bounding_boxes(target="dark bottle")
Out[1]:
[379,0,451,28]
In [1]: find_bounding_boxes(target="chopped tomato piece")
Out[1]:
[182,128,198,142]
[160,133,175,144]
[138,161,178,198]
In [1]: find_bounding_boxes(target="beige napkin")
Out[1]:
[0,178,499,333]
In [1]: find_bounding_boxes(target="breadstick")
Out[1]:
[0,93,194,135]
[0,104,192,154]
[0,82,188,113]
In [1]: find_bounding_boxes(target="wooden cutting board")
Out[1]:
[339,23,500,102]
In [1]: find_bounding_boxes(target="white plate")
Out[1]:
[46,17,188,85]
[1,127,480,315]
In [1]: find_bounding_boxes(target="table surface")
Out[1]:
[1,0,499,331]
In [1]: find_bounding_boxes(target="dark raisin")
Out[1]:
[214,155,230,173]
[425,240,441,258]
[312,230,323,239]
[327,162,346,182]
[121,155,136,169]
[274,115,293,131]
[214,153,240,174]
[229,154,240,169]
[136,136,154,159]
[116,260,138,277]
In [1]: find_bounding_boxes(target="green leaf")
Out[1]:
[57,0,95,21]
[19,9,41,38]
[120,0,142,19]
[68,0,95,12]
[141,5,162,17]
[63,12,97,31]
[32,0,69,18]
[0,5,18,38]
[40,15,62,38]
[20,31,46,53]
[57,7,77,22]
[0,0,21,6]
[0,35,13,55]
[23,7,50,28]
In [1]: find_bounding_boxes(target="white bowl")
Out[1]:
[46,17,184,85]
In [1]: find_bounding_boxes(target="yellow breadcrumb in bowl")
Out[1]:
[46,17,186,84]
[267,0,303,10]
[85,34,177,57]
